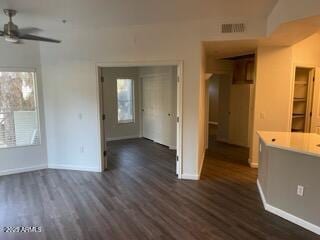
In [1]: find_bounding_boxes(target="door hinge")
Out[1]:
[102,114,106,120]
[176,156,179,162]
[177,116,179,123]
[103,150,107,157]
[310,112,313,117]
[177,75,180,83]
[101,76,104,83]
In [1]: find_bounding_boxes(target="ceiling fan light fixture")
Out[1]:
[1,8,61,44]
[5,35,19,43]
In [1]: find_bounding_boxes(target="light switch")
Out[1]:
[297,185,304,196]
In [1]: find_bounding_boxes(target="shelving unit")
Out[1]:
[291,67,315,133]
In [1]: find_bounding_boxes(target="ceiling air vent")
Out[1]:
[221,23,246,33]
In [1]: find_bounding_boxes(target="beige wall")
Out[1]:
[292,33,320,66]
[251,46,293,166]
[252,33,320,166]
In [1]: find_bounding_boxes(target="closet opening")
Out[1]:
[291,66,316,133]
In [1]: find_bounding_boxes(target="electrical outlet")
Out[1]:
[259,144,262,152]
[297,185,304,196]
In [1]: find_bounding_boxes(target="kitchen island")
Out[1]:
[257,131,320,235]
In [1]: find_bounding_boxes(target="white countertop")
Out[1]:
[257,131,320,157]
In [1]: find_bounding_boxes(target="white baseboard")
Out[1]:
[249,159,258,168]
[257,179,320,235]
[106,135,140,141]
[181,173,200,180]
[0,164,48,176]
[257,179,267,207]
[48,164,101,173]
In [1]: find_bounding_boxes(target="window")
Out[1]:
[117,79,134,123]
[0,71,40,148]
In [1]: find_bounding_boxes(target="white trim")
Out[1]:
[0,164,47,176]
[257,179,267,207]
[48,164,100,173]
[257,179,320,235]
[249,159,259,168]
[181,173,200,180]
[106,135,140,141]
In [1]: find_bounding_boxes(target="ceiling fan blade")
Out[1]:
[20,34,61,43]
[19,27,41,36]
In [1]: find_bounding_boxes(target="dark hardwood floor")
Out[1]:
[0,138,319,239]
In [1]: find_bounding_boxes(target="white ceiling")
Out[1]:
[205,15,320,59]
[0,0,278,29]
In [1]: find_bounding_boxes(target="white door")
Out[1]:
[142,76,156,141]
[310,68,320,134]
[141,69,176,147]
[228,84,251,147]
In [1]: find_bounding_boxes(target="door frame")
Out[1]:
[288,64,317,132]
[96,60,184,179]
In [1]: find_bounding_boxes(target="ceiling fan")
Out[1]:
[0,9,61,43]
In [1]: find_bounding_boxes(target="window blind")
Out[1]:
[0,72,40,148]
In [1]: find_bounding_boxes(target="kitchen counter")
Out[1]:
[257,131,320,158]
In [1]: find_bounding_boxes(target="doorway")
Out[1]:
[97,62,183,178]
[290,66,316,133]
[206,54,255,166]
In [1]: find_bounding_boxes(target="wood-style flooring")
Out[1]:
[0,138,319,240]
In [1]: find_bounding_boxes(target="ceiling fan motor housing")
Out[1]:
[4,22,19,36]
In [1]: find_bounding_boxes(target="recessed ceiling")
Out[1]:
[204,40,258,59]
[0,0,278,29]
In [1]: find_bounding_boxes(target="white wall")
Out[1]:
[40,22,200,175]
[267,0,320,35]
[39,14,272,177]
[102,67,141,141]
[0,41,47,175]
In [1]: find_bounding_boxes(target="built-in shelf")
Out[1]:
[293,98,307,102]
[295,81,308,85]
[291,67,315,133]
[292,114,305,119]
